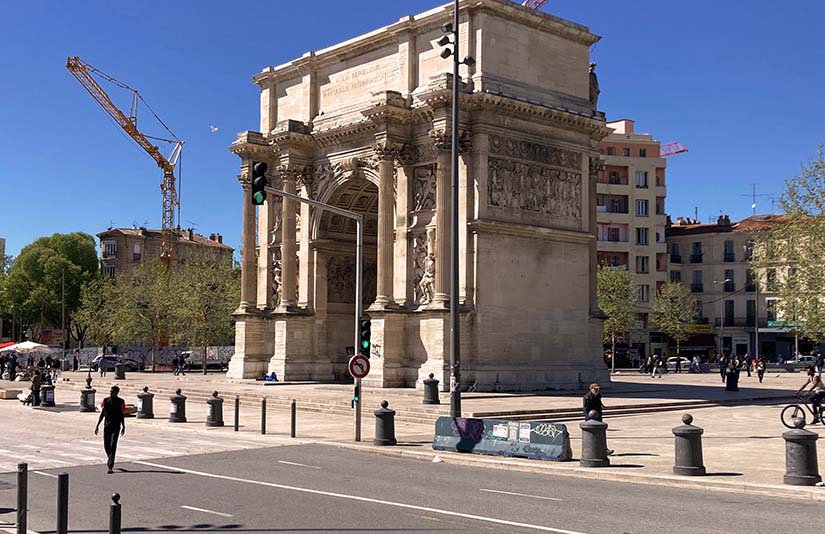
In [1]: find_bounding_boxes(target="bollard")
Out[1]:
[290,399,297,438]
[114,361,126,380]
[234,396,239,432]
[783,418,821,486]
[41,383,56,407]
[206,391,224,427]
[422,373,441,405]
[580,410,610,467]
[169,389,187,423]
[261,397,267,435]
[17,463,27,534]
[374,400,397,446]
[136,386,154,419]
[724,368,739,391]
[57,473,68,534]
[109,493,121,534]
[672,414,706,476]
[80,377,97,413]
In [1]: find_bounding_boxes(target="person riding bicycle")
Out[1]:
[796,366,825,423]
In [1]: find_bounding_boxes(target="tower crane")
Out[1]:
[660,141,689,157]
[66,56,183,261]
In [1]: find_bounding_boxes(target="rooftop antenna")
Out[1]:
[694,206,698,222]
[741,183,768,217]
[769,194,778,215]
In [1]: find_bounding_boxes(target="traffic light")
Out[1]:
[353,383,361,403]
[359,318,371,357]
[251,161,268,206]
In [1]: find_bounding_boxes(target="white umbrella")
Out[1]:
[0,341,52,353]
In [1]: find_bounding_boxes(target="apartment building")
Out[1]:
[597,119,669,360]
[666,214,811,360]
[97,227,233,277]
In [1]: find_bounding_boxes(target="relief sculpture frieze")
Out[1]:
[488,157,582,221]
[412,164,436,211]
[488,134,582,171]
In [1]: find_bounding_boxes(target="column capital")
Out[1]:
[589,156,605,177]
[428,129,472,154]
[278,164,308,182]
[237,172,251,189]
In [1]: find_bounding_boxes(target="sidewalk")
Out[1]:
[2,371,822,501]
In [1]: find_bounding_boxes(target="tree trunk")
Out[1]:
[611,333,616,374]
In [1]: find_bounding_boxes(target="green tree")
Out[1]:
[172,254,240,373]
[652,282,697,356]
[109,258,176,369]
[753,146,825,343]
[1,233,98,345]
[74,276,117,348]
[597,265,638,373]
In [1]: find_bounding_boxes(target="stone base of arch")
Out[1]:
[226,311,272,379]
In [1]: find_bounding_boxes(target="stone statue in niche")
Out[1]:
[589,63,600,108]
[418,254,435,305]
[412,234,427,302]
[272,247,282,307]
[413,165,436,211]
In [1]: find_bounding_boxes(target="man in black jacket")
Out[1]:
[95,385,126,474]
[583,383,605,421]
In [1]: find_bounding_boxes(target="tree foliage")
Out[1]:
[753,146,825,342]
[0,233,99,344]
[652,282,697,354]
[597,266,638,368]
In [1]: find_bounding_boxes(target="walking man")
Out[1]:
[651,355,663,378]
[30,370,42,407]
[756,356,766,383]
[95,385,126,474]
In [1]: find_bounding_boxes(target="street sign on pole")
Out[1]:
[348,354,370,379]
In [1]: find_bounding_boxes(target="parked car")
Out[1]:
[794,355,817,366]
[90,355,141,372]
[179,351,228,371]
[666,356,691,371]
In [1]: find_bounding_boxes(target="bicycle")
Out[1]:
[780,395,824,429]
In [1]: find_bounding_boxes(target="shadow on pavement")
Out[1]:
[115,468,184,475]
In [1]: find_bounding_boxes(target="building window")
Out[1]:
[607,227,621,242]
[745,269,756,292]
[635,171,648,188]
[639,148,647,157]
[133,243,142,262]
[656,231,662,243]
[690,241,703,263]
[636,312,649,329]
[670,243,681,263]
[636,256,649,274]
[691,270,703,293]
[696,300,705,321]
[766,269,777,291]
[102,264,116,278]
[637,284,650,302]
[635,199,649,217]
[724,300,735,326]
[746,300,756,326]
[609,171,621,184]
[766,299,778,322]
[636,227,649,245]
[724,269,735,292]
[670,271,682,283]
[102,241,117,259]
[724,240,735,262]
[607,146,615,156]
[623,148,631,157]
[744,240,754,260]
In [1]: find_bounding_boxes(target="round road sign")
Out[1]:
[348,354,370,379]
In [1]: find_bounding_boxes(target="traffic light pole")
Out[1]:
[265,186,364,441]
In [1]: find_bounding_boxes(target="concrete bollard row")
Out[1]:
[672,414,706,476]
[579,410,609,467]
[783,418,821,486]
[374,400,397,446]
[169,389,186,423]
[136,386,154,419]
[79,377,96,412]
[206,391,224,427]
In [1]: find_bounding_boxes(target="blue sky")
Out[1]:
[2,0,823,258]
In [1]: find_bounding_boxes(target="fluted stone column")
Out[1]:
[239,175,256,311]
[280,167,298,309]
[257,188,276,310]
[588,156,603,318]
[432,131,451,304]
[373,143,396,308]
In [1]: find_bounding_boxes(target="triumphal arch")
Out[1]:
[227,0,612,390]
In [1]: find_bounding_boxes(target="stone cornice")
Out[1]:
[252,0,598,87]
[468,219,593,245]
[229,131,272,159]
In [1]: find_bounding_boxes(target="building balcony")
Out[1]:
[691,284,704,293]
[670,254,682,264]
[690,254,703,263]
[714,317,749,328]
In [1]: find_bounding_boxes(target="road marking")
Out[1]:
[277,460,321,469]
[180,505,233,518]
[480,489,562,501]
[33,471,58,478]
[135,461,588,534]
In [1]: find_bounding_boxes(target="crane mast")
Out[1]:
[66,56,182,261]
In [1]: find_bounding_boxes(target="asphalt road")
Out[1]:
[0,444,820,534]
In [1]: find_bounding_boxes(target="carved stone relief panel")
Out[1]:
[411,229,435,305]
[488,157,582,223]
[488,134,582,171]
[326,255,377,305]
[412,164,436,212]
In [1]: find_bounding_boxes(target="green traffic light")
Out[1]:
[361,340,370,349]
[253,191,265,205]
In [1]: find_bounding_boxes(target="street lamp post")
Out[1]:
[438,0,474,418]
[713,278,732,356]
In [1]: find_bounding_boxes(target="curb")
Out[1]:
[318,440,825,502]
